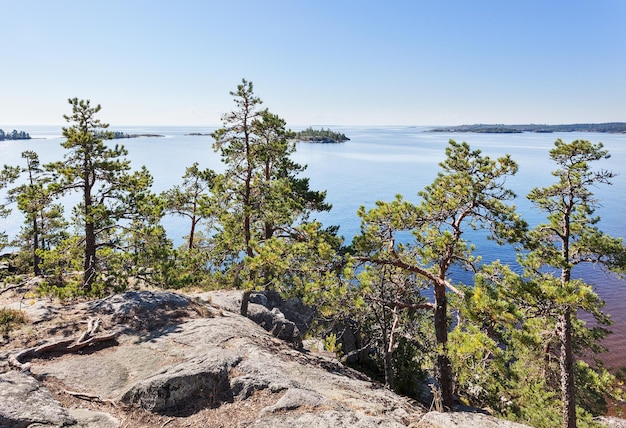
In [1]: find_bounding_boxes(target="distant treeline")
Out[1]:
[102,131,165,139]
[429,122,626,134]
[294,127,349,143]
[0,129,31,141]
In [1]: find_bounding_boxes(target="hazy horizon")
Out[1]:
[3,121,626,131]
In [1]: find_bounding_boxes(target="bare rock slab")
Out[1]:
[0,370,75,428]
[0,290,551,427]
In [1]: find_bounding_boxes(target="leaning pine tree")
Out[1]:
[353,140,526,410]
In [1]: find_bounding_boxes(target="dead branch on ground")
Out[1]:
[8,316,118,372]
[63,389,120,407]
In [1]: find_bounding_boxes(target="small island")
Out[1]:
[109,131,165,139]
[428,122,626,134]
[0,129,31,141]
[293,127,349,143]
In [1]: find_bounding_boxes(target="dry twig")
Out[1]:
[63,389,119,407]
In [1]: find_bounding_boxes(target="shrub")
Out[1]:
[0,307,28,338]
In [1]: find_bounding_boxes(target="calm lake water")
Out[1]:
[1,125,625,367]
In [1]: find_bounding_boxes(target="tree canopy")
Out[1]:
[0,129,30,141]
[210,79,339,315]
[1,87,625,428]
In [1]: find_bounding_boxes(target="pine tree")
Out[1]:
[0,165,20,252]
[162,162,217,250]
[355,263,433,390]
[210,80,335,315]
[46,98,154,294]
[7,151,68,275]
[354,140,525,410]
[524,139,626,428]
[452,139,626,427]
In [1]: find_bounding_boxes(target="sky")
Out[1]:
[1,0,625,127]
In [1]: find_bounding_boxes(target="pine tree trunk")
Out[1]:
[384,307,400,389]
[384,349,394,389]
[84,221,96,292]
[83,176,96,292]
[240,289,252,316]
[559,309,576,428]
[434,282,454,411]
[188,216,196,249]
[32,215,41,276]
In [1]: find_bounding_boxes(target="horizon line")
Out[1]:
[3,120,626,130]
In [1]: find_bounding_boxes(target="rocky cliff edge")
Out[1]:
[0,289,539,427]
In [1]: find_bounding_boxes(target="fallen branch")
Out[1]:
[0,282,24,295]
[340,340,375,363]
[9,316,118,372]
[367,296,436,311]
[63,389,119,407]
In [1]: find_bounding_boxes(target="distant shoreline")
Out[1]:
[111,133,165,139]
[428,122,626,134]
[5,123,626,139]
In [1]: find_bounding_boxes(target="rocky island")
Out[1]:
[293,127,349,143]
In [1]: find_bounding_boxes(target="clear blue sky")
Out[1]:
[2,1,625,127]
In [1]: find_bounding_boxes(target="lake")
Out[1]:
[1,125,625,367]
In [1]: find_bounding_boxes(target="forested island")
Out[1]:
[429,122,626,134]
[293,127,349,143]
[110,131,165,138]
[0,129,31,141]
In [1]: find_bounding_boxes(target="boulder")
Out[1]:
[120,348,242,413]
[88,290,197,330]
[196,290,306,346]
[0,370,76,428]
[250,290,315,335]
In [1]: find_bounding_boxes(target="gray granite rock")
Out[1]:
[3,290,584,427]
[0,370,75,428]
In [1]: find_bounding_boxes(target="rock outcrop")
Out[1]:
[0,370,77,428]
[0,289,540,427]
[0,370,119,428]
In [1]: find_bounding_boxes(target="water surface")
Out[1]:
[1,125,625,367]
